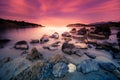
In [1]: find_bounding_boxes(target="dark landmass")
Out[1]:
[67,21,120,27]
[0,18,44,29]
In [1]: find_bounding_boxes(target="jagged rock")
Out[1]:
[49,54,69,64]
[99,62,116,72]
[52,62,68,77]
[10,60,45,80]
[40,62,53,80]
[26,47,43,60]
[14,40,29,50]
[77,59,99,74]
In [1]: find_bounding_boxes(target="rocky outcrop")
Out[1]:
[52,62,68,77]
[26,47,43,61]
[77,59,99,74]
[14,40,29,50]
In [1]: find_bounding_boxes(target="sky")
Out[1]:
[0,0,120,26]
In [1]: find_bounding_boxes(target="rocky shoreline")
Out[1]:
[0,27,120,80]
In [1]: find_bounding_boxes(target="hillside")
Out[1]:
[67,21,120,27]
[0,18,44,29]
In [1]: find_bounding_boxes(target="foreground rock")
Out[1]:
[26,47,43,61]
[99,62,116,72]
[77,59,99,74]
[52,62,68,77]
[14,40,29,50]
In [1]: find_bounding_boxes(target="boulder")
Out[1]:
[62,32,71,37]
[61,42,75,52]
[14,40,29,50]
[40,35,49,44]
[77,59,99,74]
[68,63,76,72]
[72,48,84,57]
[77,27,87,35]
[99,62,116,72]
[52,62,68,77]
[40,62,53,80]
[26,47,43,60]
[50,32,59,39]
[49,54,69,64]
[70,28,76,33]
[30,39,39,44]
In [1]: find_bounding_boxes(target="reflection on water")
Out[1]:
[0,26,71,41]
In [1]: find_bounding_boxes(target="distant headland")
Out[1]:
[0,18,44,29]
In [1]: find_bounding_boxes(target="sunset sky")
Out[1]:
[0,0,120,26]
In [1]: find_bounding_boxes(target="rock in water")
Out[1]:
[99,62,116,72]
[84,52,96,59]
[26,47,43,60]
[77,59,99,74]
[14,40,29,50]
[52,62,68,78]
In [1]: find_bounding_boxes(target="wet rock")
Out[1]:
[84,52,96,59]
[62,32,71,37]
[77,27,87,35]
[26,47,43,60]
[52,62,68,78]
[77,59,99,74]
[14,40,29,50]
[40,35,49,44]
[68,63,76,72]
[10,60,45,80]
[51,41,60,47]
[50,32,59,39]
[99,62,116,72]
[75,42,88,49]
[72,48,84,57]
[0,57,11,67]
[62,42,75,52]
[40,62,53,80]
[113,68,120,79]
[49,54,69,64]
[112,52,120,59]
[30,39,39,44]
[70,28,76,33]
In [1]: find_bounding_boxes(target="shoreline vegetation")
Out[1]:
[0,18,44,29]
